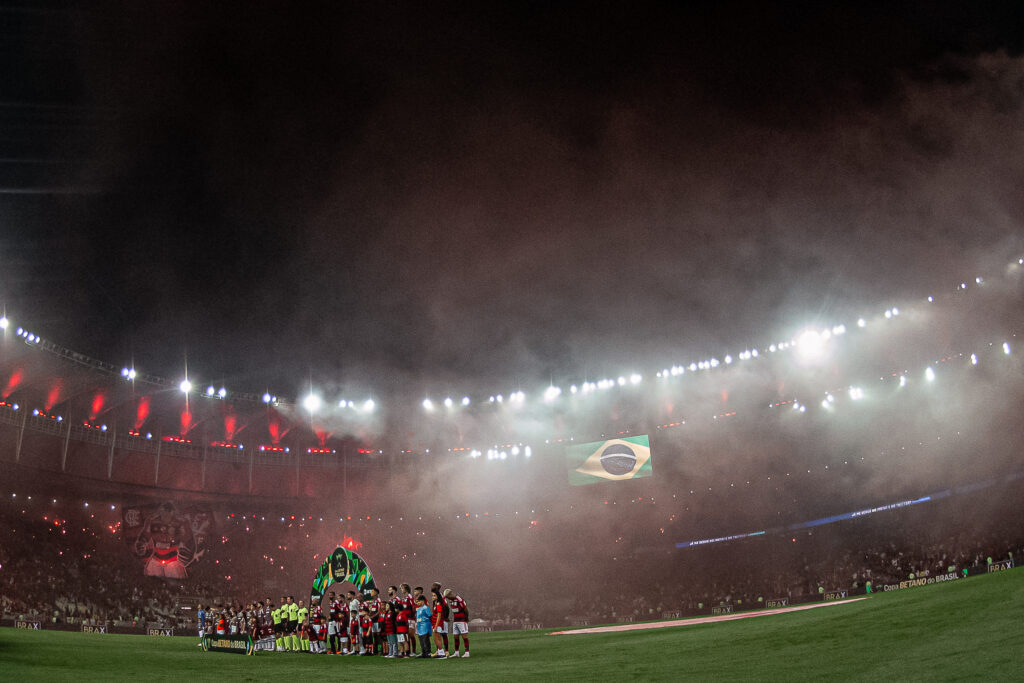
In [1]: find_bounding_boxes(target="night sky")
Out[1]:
[2,1,1023,403]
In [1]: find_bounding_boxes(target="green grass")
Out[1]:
[3,569,1022,681]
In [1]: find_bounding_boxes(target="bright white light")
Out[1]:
[857,318,866,328]
[524,446,532,458]
[543,386,562,402]
[218,387,226,399]
[849,387,864,400]
[970,353,978,366]
[891,307,899,316]
[127,368,136,380]
[975,276,983,284]
[499,451,507,460]
[629,373,642,385]
[121,367,130,377]
[960,283,967,290]
[206,386,215,396]
[751,348,759,357]
[724,355,732,364]
[262,393,272,404]
[444,397,454,408]
[617,376,626,386]
[925,367,935,382]
[832,325,846,336]
[899,375,907,387]
[769,344,777,353]
[570,385,578,394]
[363,399,375,412]
[795,329,827,363]
[927,296,934,302]
[511,446,520,456]
[799,405,806,413]
[689,363,697,372]
[496,394,503,403]
[303,393,322,414]
[461,396,470,406]
[1003,342,1011,355]
[0,316,7,330]
[422,398,434,411]
[884,309,892,319]
[179,379,192,394]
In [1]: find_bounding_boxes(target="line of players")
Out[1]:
[210,582,470,658]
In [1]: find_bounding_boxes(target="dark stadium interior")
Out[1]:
[1,0,1023,658]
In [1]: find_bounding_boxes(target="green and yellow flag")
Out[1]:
[566,435,652,485]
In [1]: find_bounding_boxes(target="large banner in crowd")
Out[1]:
[566,436,653,485]
[121,502,214,579]
[310,547,378,603]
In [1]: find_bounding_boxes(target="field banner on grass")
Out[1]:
[566,436,652,485]
[310,547,378,603]
[202,634,255,655]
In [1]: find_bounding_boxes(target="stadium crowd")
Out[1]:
[2,479,1021,633]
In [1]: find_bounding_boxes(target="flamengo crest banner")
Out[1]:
[566,436,652,485]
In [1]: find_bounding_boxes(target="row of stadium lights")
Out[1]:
[0,341,1014,457]
[2,262,1015,417]
[1,258,1020,423]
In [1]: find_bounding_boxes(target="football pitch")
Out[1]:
[2,569,1021,681]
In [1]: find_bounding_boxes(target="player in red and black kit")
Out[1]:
[367,588,384,655]
[310,596,325,654]
[397,584,415,657]
[430,589,450,658]
[358,609,373,655]
[444,589,470,657]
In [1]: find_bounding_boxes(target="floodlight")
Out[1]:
[795,329,827,363]
[218,387,226,399]
[925,367,935,382]
[179,379,192,394]
[262,393,272,404]
[363,399,375,412]
[444,397,453,408]
[1003,342,1011,355]
[0,316,7,329]
[303,393,322,414]
[461,396,470,406]
[422,398,434,411]
[206,386,216,396]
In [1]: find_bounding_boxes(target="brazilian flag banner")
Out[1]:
[566,435,652,485]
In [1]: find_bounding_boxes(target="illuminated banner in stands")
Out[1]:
[566,436,652,485]
[988,559,1013,573]
[122,502,213,579]
[81,624,107,634]
[677,530,765,548]
[15,620,41,629]
[148,627,174,637]
[202,634,255,655]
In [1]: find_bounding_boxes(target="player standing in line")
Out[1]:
[367,588,384,655]
[430,582,450,656]
[310,596,325,653]
[196,603,206,647]
[396,584,414,657]
[358,609,373,655]
[297,600,309,652]
[430,588,449,658]
[287,596,299,651]
[444,589,470,657]
[326,591,339,654]
[336,592,350,654]
[348,591,364,655]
